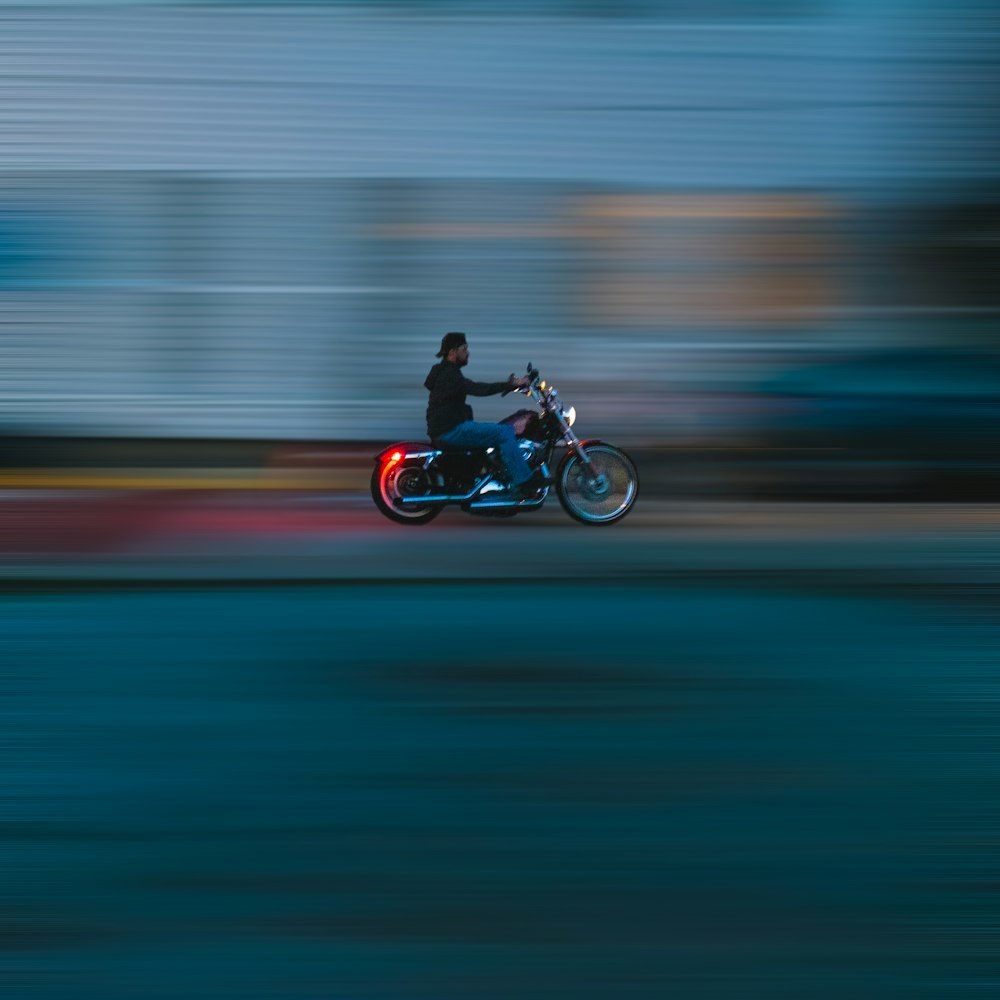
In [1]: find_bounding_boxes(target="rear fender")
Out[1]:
[373,442,439,464]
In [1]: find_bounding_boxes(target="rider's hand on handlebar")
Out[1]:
[508,374,531,390]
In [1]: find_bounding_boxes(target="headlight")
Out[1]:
[563,405,576,427]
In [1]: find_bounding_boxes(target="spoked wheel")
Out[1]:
[370,458,442,525]
[556,441,638,525]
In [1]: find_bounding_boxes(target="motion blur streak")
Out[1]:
[2,2,999,997]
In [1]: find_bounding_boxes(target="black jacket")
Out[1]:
[425,361,509,439]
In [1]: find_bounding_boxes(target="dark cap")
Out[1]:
[436,331,467,358]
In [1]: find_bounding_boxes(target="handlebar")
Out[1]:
[505,363,542,396]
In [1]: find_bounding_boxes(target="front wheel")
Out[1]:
[371,458,442,525]
[556,442,638,525]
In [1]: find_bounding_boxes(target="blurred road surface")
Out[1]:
[5,485,999,997]
[2,490,998,586]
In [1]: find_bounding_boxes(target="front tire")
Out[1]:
[556,442,638,525]
[371,459,442,525]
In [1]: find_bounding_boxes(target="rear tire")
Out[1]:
[556,442,638,525]
[371,459,442,525]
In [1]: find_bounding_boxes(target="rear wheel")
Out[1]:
[556,442,638,525]
[371,458,442,525]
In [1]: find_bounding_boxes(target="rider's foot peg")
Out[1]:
[506,471,551,500]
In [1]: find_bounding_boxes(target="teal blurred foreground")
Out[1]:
[7,576,1000,998]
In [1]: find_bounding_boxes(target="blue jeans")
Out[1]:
[438,421,533,488]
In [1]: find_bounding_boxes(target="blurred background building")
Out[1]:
[1,0,997,482]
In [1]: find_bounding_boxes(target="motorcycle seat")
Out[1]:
[430,439,490,456]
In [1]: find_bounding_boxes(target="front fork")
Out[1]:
[560,428,611,496]
[561,426,595,470]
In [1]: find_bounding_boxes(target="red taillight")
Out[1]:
[387,451,403,465]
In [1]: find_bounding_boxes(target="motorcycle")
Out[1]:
[371,364,638,525]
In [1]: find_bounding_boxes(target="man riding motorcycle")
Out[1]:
[424,331,544,500]
[372,344,638,526]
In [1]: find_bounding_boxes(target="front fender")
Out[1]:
[558,438,619,473]
[566,437,610,459]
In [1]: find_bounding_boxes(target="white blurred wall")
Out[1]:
[0,3,994,442]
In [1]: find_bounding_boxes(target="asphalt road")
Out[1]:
[7,572,999,999]
[2,493,997,586]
